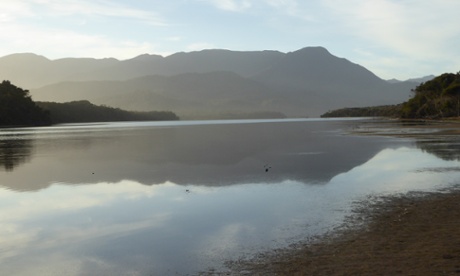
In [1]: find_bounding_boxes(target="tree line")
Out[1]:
[37,100,179,124]
[322,72,460,119]
[0,80,178,126]
[321,104,402,118]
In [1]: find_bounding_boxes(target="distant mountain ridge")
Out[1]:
[0,49,284,88]
[0,47,420,118]
[387,75,435,84]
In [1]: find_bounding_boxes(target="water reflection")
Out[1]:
[0,137,33,171]
[353,119,460,162]
[416,138,460,161]
[1,146,459,275]
[400,120,460,162]
[0,180,336,275]
[0,119,398,191]
[1,119,460,275]
[329,147,460,195]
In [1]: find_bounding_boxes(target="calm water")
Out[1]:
[1,118,459,275]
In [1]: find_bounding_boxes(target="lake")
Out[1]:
[1,118,459,275]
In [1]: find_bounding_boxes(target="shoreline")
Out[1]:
[198,119,460,275]
[219,188,460,275]
[211,120,460,275]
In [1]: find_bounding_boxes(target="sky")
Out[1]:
[0,0,459,80]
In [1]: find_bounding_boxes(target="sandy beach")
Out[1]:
[220,189,460,275]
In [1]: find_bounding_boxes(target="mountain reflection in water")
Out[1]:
[1,119,460,275]
[0,119,395,191]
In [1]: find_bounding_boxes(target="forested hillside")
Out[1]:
[321,72,460,119]
[321,105,402,118]
[37,100,179,124]
[0,80,50,126]
[401,73,460,118]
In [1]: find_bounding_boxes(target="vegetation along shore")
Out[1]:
[322,72,460,120]
[0,80,179,126]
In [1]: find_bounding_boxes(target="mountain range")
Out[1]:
[0,46,420,118]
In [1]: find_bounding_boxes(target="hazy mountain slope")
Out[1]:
[0,53,53,88]
[72,50,286,82]
[0,50,285,88]
[252,47,412,110]
[387,75,435,84]
[0,53,118,88]
[5,47,419,117]
[162,49,285,77]
[254,47,385,90]
[31,71,291,118]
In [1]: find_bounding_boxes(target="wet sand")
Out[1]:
[221,189,460,275]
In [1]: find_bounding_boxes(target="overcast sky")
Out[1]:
[0,0,459,80]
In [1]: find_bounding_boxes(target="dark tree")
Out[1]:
[0,80,51,126]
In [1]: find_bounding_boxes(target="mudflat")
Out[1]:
[225,189,460,275]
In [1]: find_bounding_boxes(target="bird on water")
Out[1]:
[264,164,272,172]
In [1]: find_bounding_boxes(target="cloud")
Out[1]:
[0,22,157,59]
[30,0,167,26]
[324,0,460,58]
[0,0,170,59]
[0,1,35,22]
[0,180,173,261]
[200,0,252,12]
[317,0,460,77]
[0,180,161,222]
[265,0,302,18]
[166,36,183,42]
